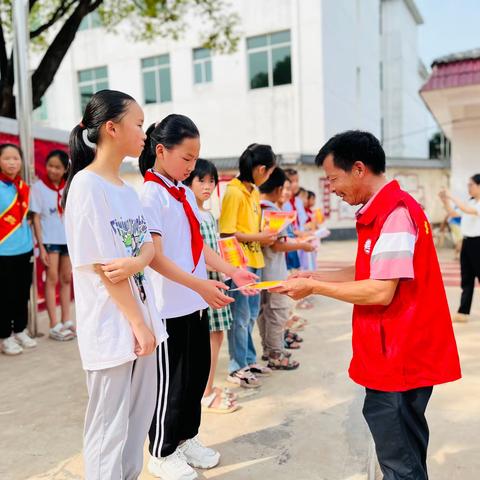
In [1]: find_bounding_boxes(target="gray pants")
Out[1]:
[257,291,290,356]
[84,354,157,480]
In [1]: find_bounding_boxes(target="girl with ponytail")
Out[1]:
[63,90,167,479]
[218,144,277,387]
[138,114,257,478]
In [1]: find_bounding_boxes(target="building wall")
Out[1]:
[450,120,480,198]
[295,163,448,230]
[321,0,381,141]
[380,0,431,158]
[32,0,418,162]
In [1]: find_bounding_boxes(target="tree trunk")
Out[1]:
[0,0,102,119]
[31,0,102,109]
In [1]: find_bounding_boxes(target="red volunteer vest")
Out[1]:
[350,180,461,391]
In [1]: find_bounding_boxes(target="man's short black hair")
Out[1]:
[315,130,385,174]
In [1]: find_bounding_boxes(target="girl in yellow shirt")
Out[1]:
[219,143,277,387]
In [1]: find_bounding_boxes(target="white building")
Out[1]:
[32,0,439,233]
[421,49,480,197]
[380,0,433,158]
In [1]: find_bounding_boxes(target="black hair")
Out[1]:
[259,166,287,194]
[283,168,298,179]
[315,130,386,175]
[307,190,316,199]
[46,149,69,171]
[183,158,218,187]
[471,174,480,186]
[0,143,23,160]
[238,143,276,183]
[298,187,306,195]
[139,114,199,177]
[63,90,135,206]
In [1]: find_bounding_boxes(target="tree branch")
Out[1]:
[0,21,8,80]
[31,0,103,108]
[30,0,78,39]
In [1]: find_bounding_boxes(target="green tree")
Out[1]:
[0,0,240,118]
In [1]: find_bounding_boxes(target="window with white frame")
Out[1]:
[79,11,102,31]
[193,48,212,84]
[142,54,172,104]
[77,66,109,112]
[247,30,292,89]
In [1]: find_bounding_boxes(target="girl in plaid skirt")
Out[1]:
[185,159,239,414]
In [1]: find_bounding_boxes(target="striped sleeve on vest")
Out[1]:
[370,205,417,280]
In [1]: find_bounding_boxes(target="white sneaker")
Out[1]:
[1,336,23,355]
[179,436,220,469]
[49,323,75,341]
[148,450,198,480]
[14,330,37,348]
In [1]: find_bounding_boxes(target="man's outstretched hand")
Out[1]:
[270,278,316,300]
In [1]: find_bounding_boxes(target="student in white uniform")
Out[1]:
[31,149,75,341]
[139,114,257,480]
[63,90,167,480]
[440,173,480,323]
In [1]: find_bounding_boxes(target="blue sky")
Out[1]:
[416,0,480,68]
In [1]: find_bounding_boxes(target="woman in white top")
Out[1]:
[63,90,166,479]
[31,150,75,341]
[440,173,480,322]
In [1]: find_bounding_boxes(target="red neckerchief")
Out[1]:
[144,171,204,271]
[305,207,314,222]
[0,173,30,244]
[43,177,66,216]
[289,196,299,227]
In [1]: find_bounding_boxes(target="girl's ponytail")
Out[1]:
[62,125,94,207]
[62,89,135,207]
[139,123,157,177]
[238,143,276,183]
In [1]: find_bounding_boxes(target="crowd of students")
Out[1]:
[0,89,330,480]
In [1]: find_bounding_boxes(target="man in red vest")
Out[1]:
[273,131,461,480]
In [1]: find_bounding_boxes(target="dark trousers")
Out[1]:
[363,386,433,480]
[458,236,480,314]
[149,310,211,458]
[0,251,33,339]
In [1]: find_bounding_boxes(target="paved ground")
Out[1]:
[0,241,478,480]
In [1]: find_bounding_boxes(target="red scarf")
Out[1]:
[43,177,66,216]
[0,173,30,244]
[289,196,299,227]
[144,171,204,271]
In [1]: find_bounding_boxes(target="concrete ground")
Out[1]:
[0,241,478,480]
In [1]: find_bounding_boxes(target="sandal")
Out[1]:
[285,329,303,343]
[268,352,300,371]
[284,336,301,349]
[262,351,291,361]
[227,369,262,388]
[249,363,273,376]
[201,391,239,414]
[213,386,238,402]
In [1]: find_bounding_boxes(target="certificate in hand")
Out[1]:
[218,236,248,268]
[262,210,297,233]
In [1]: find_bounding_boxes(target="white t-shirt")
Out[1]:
[65,170,167,371]
[461,198,480,237]
[30,179,67,245]
[140,170,208,319]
